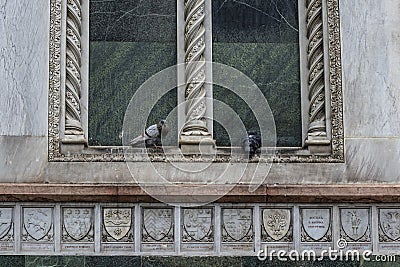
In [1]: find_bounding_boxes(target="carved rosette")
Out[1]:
[182,0,209,136]
[65,0,84,137]
[305,0,327,139]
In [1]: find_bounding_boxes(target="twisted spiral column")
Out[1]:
[182,0,209,135]
[305,0,327,137]
[65,0,84,137]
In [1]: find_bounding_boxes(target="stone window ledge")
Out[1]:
[1,184,399,203]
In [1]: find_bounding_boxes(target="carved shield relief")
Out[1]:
[63,208,93,241]
[340,208,370,242]
[182,208,213,242]
[379,209,400,241]
[103,208,132,241]
[23,207,53,241]
[0,208,13,240]
[142,208,173,242]
[301,208,331,242]
[222,208,253,242]
[263,209,291,241]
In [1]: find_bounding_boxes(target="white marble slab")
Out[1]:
[0,0,49,136]
[0,136,47,183]
[340,0,400,138]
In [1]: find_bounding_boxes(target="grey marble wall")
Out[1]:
[1,0,400,184]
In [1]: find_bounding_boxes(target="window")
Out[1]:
[48,0,344,162]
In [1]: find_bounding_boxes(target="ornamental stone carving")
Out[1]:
[63,0,86,146]
[180,0,215,154]
[305,0,331,153]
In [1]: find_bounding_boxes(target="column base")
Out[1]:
[179,134,216,155]
[61,135,87,154]
[305,135,331,154]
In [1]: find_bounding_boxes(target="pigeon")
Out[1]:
[129,119,169,147]
[242,132,261,158]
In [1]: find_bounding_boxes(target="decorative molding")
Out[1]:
[48,0,344,162]
[48,0,63,161]
[63,0,86,147]
[326,0,344,161]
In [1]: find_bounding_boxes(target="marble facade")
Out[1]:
[1,0,400,258]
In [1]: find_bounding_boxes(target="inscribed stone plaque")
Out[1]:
[0,207,13,251]
[141,208,174,252]
[101,208,134,252]
[181,208,213,252]
[340,208,370,242]
[61,207,94,252]
[21,207,54,251]
[221,208,253,252]
[301,208,331,242]
[262,208,292,242]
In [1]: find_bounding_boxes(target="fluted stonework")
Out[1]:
[305,0,330,153]
[65,0,85,140]
[180,0,215,154]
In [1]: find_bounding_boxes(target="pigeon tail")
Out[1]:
[129,135,147,146]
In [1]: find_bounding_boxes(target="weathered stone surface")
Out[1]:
[341,0,400,138]
[0,0,49,136]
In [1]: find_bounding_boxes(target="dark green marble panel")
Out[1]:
[25,256,83,267]
[142,256,242,267]
[85,256,141,267]
[213,0,301,147]
[89,0,177,146]
[90,0,176,42]
[212,0,299,43]
[0,256,24,267]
